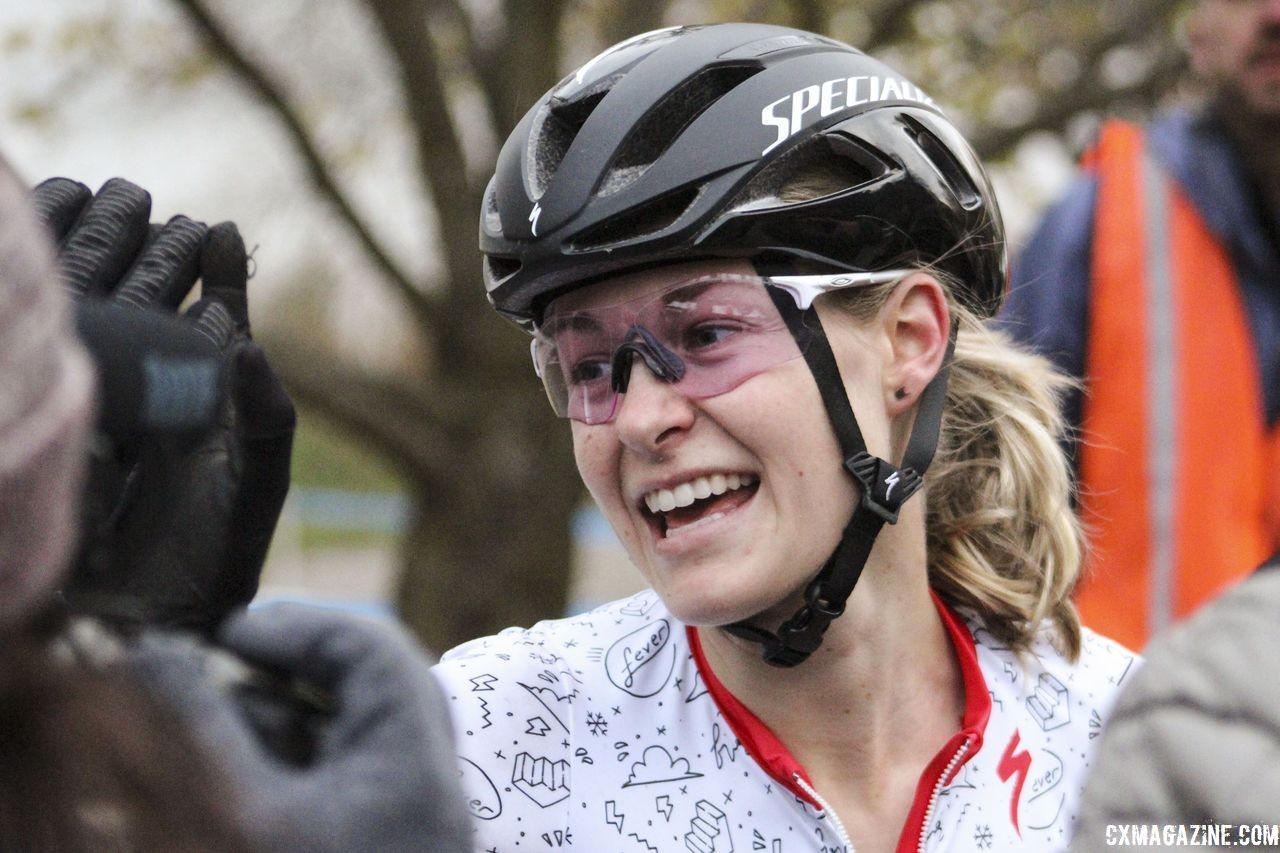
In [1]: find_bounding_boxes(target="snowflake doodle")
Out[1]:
[974,824,993,849]
[586,711,608,736]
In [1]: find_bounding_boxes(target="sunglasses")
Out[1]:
[532,270,911,424]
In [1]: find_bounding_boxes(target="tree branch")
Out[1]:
[788,0,830,35]
[364,0,477,295]
[262,329,471,491]
[497,0,568,135]
[969,42,1187,159]
[434,0,512,140]
[170,0,436,327]
[603,0,673,48]
[864,0,930,49]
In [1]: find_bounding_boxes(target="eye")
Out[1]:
[682,321,742,351]
[567,356,611,386]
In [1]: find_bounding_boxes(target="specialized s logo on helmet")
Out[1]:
[761,75,936,155]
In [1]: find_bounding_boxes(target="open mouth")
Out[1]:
[642,473,759,538]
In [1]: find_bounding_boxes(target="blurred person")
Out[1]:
[1000,0,1280,649]
[0,162,472,851]
[433,24,1137,853]
[1068,552,1280,851]
[0,156,252,851]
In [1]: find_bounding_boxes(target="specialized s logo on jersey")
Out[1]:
[997,730,1031,837]
[760,75,936,154]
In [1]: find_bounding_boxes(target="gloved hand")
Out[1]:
[127,606,474,853]
[32,177,295,633]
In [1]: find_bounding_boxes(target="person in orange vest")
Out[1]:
[1000,0,1280,650]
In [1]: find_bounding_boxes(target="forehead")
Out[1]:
[549,259,757,314]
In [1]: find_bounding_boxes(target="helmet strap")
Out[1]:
[723,288,956,666]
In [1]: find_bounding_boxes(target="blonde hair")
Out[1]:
[829,281,1084,660]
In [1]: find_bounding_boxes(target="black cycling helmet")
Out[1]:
[481,23,1006,328]
[482,24,1007,667]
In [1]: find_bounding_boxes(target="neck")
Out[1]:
[1211,98,1280,223]
[695,504,965,788]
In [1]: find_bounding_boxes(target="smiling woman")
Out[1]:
[432,23,1138,853]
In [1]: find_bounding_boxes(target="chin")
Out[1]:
[653,575,808,630]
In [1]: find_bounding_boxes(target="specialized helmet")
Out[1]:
[482,24,1007,666]
[481,23,1006,328]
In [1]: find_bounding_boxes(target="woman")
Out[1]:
[435,23,1136,852]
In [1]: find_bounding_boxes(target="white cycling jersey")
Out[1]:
[434,590,1136,853]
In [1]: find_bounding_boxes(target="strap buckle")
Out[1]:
[845,451,921,524]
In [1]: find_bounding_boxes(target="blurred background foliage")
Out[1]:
[2,0,1194,651]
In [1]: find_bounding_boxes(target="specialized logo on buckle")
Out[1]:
[846,451,921,524]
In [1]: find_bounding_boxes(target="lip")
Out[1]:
[630,467,760,511]
[629,467,761,553]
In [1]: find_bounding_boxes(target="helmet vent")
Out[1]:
[899,115,982,211]
[570,185,701,250]
[528,87,612,199]
[599,64,763,196]
[729,134,886,210]
[485,254,523,283]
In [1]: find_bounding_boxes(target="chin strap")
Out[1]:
[723,288,956,667]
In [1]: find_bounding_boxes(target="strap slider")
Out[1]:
[845,451,921,524]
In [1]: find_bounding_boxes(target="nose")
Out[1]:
[611,359,696,456]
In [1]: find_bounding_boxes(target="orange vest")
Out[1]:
[1077,120,1280,650]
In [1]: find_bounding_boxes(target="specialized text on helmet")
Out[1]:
[761,75,936,155]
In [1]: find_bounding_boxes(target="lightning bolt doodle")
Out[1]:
[656,795,674,821]
[525,716,552,736]
[469,674,497,691]
[519,681,576,733]
[605,800,625,833]
[628,833,659,852]
[997,729,1032,837]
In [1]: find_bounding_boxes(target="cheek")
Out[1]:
[571,424,636,534]
[570,424,609,497]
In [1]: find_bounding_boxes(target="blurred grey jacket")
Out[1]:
[0,155,93,628]
[1070,559,1280,851]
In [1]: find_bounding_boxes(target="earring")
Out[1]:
[894,387,908,400]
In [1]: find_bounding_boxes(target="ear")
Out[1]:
[880,273,950,418]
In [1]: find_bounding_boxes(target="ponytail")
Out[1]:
[828,278,1084,659]
[926,307,1083,659]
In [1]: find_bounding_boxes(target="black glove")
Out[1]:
[34,177,296,633]
[127,607,474,852]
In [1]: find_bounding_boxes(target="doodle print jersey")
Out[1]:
[433,590,1136,853]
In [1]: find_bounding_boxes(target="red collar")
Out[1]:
[687,590,990,829]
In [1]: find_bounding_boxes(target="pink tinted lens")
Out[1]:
[534,276,802,423]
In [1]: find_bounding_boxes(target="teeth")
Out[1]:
[643,473,757,515]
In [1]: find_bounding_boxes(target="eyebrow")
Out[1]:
[540,312,606,336]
